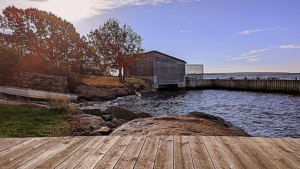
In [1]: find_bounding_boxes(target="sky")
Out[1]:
[0,0,300,73]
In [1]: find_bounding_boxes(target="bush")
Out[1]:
[0,45,19,85]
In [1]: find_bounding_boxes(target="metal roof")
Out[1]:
[144,50,187,63]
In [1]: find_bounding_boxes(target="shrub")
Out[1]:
[0,45,19,85]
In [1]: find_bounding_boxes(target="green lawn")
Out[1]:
[0,105,70,138]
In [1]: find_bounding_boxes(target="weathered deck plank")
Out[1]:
[94,136,133,169]
[18,137,80,169]
[114,136,146,169]
[2,137,62,168]
[0,138,45,157]
[134,136,160,169]
[202,136,236,169]
[188,136,214,169]
[174,136,194,169]
[0,138,31,152]
[0,137,53,167]
[75,136,119,169]
[248,137,298,169]
[232,137,278,169]
[217,137,257,169]
[0,136,299,169]
[36,136,93,168]
[56,136,105,169]
[264,138,300,167]
[154,136,174,169]
[281,138,300,153]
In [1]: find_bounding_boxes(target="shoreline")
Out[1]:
[0,98,250,137]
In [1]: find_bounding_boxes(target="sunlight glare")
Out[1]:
[42,0,92,21]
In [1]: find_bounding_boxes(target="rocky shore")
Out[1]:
[67,104,250,137]
[75,82,155,101]
[0,82,250,137]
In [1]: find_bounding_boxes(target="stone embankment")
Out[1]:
[8,72,68,93]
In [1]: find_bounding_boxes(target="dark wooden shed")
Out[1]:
[129,50,186,88]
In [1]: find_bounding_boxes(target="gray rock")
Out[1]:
[72,114,105,131]
[137,112,152,118]
[186,111,237,129]
[103,106,138,121]
[101,121,116,128]
[83,109,101,116]
[94,127,112,135]
[111,118,123,127]
[76,85,117,101]
[101,114,115,121]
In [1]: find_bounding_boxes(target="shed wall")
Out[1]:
[129,53,154,76]
[153,53,186,85]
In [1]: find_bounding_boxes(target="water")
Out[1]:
[80,72,300,138]
[105,90,300,138]
[203,73,300,80]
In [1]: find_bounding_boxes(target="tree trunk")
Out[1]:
[118,68,122,82]
[122,67,126,82]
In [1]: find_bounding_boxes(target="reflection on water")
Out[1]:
[108,90,300,138]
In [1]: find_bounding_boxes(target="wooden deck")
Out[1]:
[0,136,299,169]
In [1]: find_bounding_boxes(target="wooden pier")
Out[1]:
[186,79,300,93]
[0,136,299,168]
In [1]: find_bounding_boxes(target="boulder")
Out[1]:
[82,109,101,116]
[111,118,123,127]
[186,111,236,129]
[103,106,138,121]
[93,127,112,135]
[70,114,105,131]
[110,115,251,137]
[76,85,117,101]
[101,114,115,121]
[101,121,116,128]
[136,112,152,118]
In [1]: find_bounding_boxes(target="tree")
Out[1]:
[0,6,87,70]
[0,44,19,84]
[88,18,144,82]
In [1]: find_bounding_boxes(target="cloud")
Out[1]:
[280,28,289,31]
[247,56,260,62]
[229,65,251,67]
[238,26,286,35]
[178,0,202,2]
[279,44,300,49]
[227,56,244,60]
[227,46,275,61]
[179,30,196,33]
[1,0,203,19]
[240,46,275,57]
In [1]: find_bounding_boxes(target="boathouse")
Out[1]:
[129,51,186,88]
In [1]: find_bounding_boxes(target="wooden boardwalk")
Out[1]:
[0,136,299,169]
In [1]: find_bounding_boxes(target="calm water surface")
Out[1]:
[106,90,300,138]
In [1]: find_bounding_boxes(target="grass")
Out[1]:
[74,74,144,88]
[0,104,70,138]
